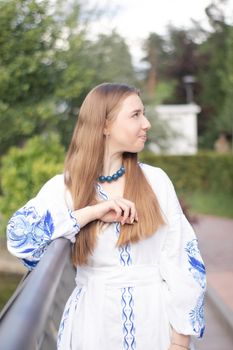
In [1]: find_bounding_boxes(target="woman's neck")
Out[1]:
[102,152,123,176]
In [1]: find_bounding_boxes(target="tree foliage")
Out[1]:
[142,33,169,98]
[0,0,61,154]
[196,1,233,147]
[54,29,137,147]
[215,24,233,134]
[89,31,136,85]
[0,0,138,152]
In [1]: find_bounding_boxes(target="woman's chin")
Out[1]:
[124,146,145,154]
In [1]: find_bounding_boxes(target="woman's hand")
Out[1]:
[94,197,138,225]
[73,197,138,229]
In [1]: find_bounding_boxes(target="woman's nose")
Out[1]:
[142,116,151,130]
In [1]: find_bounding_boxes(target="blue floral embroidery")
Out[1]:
[7,206,55,269]
[185,239,206,289]
[21,258,38,269]
[68,209,81,232]
[186,239,206,337]
[189,292,205,338]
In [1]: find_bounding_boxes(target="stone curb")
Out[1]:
[206,285,233,334]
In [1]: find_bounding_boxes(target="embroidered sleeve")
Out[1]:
[159,171,206,338]
[6,175,80,270]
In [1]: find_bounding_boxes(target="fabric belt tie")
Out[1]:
[74,264,162,350]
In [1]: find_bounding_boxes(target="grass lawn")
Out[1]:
[178,190,233,219]
[0,273,22,311]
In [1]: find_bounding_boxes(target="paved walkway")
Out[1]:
[193,215,233,349]
[194,215,233,312]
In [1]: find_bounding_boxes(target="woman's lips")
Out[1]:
[139,135,147,141]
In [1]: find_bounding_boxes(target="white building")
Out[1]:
[151,104,201,155]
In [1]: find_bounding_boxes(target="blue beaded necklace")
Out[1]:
[98,165,125,183]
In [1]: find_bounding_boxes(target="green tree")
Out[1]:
[89,31,136,85]
[164,26,199,104]
[0,0,137,152]
[142,33,164,97]
[0,0,61,154]
[52,1,97,148]
[0,0,97,152]
[141,29,199,104]
[139,1,233,150]
[215,25,233,141]
[54,30,137,148]
[196,1,232,148]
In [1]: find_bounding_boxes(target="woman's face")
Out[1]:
[105,94,151,154]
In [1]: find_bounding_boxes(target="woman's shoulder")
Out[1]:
[37,174,66,196]
[139,163,177,211]
[41,173,65,187]
[139,162,170,184]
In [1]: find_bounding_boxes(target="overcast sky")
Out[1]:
[86,0,233,65]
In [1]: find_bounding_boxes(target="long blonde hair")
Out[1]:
[64,83,166,265]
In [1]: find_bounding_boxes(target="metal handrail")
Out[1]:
[0,238,73,350]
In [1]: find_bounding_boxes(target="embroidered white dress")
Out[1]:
[7,164,206,350]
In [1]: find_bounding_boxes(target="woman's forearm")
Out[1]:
[171,328,190,347]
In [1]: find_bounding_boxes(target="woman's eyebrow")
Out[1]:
[131,107,146,114]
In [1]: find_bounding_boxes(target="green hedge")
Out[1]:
[139,151,233,194]
[0,133,65,234]
[1,144,232,235]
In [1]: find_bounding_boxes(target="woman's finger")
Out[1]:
[97,197,137,224]
[113,199,132,225]
[129,202,136,223]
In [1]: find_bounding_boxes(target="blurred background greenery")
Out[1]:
[0,0,233,237]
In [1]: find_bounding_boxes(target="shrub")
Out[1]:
[139,151,233,193]
[0,133,65,235]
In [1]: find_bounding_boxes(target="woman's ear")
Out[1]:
[103,120,110,136]
[103,127,109,136]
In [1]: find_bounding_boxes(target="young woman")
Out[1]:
[7,83,206,350]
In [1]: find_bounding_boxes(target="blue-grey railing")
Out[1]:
[0,238,76,350]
